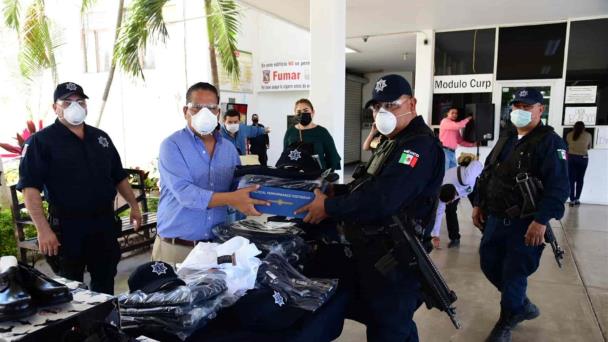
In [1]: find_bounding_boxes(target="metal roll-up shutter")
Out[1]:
[344,76,363,164]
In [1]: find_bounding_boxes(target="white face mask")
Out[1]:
[510,109,532,128]
[375,108,411,135]
[62,102,87,126]
[226,123,240,133]
[191,108,218,135]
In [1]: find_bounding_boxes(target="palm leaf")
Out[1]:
[18,0,57,81]
[207,0,240,81]
[114,0,169,79]
[2,0,20,30]
[81,0,97,14]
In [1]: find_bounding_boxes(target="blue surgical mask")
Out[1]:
[510,109,532,128]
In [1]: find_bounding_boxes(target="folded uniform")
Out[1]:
[257,252,338,312]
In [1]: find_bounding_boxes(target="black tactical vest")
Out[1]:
[350,121,443,231]
[484,125,553,216]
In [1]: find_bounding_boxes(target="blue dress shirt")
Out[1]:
[220,124,265,155]
[157,127,240,240]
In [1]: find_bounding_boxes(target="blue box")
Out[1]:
[238,175,325,218]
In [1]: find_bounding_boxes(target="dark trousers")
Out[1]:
[445,199,461,241]
[479,216,544,314]
[568,154,588,201]
[251,149,268,166]
[306,238,422,342]
[53,216,121,295]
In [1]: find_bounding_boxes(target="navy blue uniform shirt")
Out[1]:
[325,116,444,224]
[477,125,569,225]
[17,119,127,212]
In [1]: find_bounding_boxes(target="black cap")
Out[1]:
[371,74,413,102]
[53,82,89,102]
[509,87,544,106]
[276,142,322,174]
[128,261,185,294]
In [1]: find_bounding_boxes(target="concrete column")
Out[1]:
[309,0,346,178]
[414,30,435,124]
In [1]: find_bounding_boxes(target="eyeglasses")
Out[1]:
[372,97,409,111]
[56,99,87,108]
[187,103,220,114]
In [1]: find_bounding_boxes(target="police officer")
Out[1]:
[297,74,444,341]
[472,88,569,342]
[17,82,142,295]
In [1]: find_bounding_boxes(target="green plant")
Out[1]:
[3,0,59,83]
[0,209,17,257]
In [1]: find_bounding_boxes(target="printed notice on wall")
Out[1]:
[258,60,310,92]
[564,107,597,125]
[565,86,597,104]
[595,127,608,149]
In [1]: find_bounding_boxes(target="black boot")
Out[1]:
[486,309,512,342]
[0,258,36,322]
[448,239,460,248]
[512,297,540,327]
[18,263,72,307]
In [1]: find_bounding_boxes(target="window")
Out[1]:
[432,93,492,125]
[564,18,608,126]
[82,10,156,73]
[435,29,496,76]
[497,23,567,80]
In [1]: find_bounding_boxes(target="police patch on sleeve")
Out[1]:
[399,150,419,167]
[557,149,567,160]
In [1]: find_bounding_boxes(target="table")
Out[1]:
[0,278,118,342]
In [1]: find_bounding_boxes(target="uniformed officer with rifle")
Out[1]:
[472,87,569,342]
[297,75,455,341]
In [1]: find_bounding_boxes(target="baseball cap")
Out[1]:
[371,74,413,102]
[54,82,89,102]
[509,87,544,106]
[128,261,186,293]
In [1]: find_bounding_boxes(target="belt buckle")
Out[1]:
[503,218,511,226]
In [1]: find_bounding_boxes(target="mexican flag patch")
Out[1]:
[557,149,567,160]
[399,150,419,167]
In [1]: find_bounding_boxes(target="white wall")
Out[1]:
[240,10,311,166]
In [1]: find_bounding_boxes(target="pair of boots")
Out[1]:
[0,256,73,322]
[486,298,540,342]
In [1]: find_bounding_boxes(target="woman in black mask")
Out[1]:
[283,98,341,171]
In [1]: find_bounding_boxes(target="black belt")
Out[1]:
[49,204,114,220]
[443,147,455,152]
[160,237,212,247]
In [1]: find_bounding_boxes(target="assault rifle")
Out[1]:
[375,215,461,329]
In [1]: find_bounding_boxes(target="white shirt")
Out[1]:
[431,160,484,237]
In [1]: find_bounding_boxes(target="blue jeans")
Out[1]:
[479,216,544,314]
[568,154,588,201]
[443,148,457,171]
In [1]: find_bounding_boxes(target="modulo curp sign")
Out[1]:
[259,60,311,92]
[433,74,493,94]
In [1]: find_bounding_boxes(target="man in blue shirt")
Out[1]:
[220,109,270,155]
[153,82,268,265]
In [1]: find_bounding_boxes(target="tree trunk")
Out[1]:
[205,0,219,88]
[95,0,125,127]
